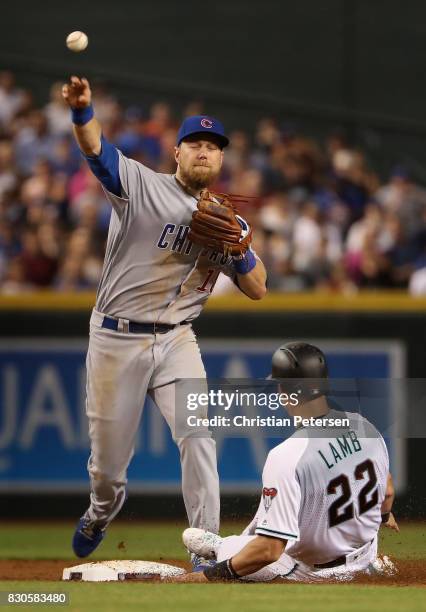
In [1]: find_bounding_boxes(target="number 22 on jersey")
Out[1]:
[327,459,379,527]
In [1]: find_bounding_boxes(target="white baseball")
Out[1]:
[66,31,89,53]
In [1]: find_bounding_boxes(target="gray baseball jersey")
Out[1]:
[96,151,237,324]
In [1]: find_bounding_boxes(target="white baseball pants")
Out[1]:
[83,309,220,533]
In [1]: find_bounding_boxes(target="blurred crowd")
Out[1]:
[0,70,425,295]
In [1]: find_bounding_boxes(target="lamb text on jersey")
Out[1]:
[318,430,362,469]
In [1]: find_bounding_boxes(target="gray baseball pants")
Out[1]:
[82,309,220,533]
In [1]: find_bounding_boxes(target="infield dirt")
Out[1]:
[0,559,425,586]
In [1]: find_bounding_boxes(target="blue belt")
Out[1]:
[101,316,189,335]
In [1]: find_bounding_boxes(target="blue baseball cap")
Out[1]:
[176,115,229,148]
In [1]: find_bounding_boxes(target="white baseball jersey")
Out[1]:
[96,151,238,324]
[251,409,389,566]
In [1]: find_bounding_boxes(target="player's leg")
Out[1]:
[149,325,220,534]
[78,322,154,538]
[149,382,220,533]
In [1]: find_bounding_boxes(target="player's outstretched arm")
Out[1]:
[62,76,101,155]
[62,76,121,198]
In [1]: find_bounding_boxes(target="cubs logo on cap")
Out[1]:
[176,115,229,148]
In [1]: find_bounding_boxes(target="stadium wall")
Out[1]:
[1,293,425,519]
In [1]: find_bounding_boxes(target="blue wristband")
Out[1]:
[72,104,94,125]
[233,250,257,275]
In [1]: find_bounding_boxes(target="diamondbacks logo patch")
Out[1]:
[262,487,277,512]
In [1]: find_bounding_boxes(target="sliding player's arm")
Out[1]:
[381,473,399,532]
[230,535,286,576]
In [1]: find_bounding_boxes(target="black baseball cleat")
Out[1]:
[72,517,106,558]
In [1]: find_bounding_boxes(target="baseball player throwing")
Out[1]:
[62,76,267,563]
[181,342,398,582]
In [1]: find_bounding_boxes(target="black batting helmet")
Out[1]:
[271,342,328,402]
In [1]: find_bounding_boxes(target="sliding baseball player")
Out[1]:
[181,342,398,582]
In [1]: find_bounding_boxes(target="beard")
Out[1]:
[179,163,220,191]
